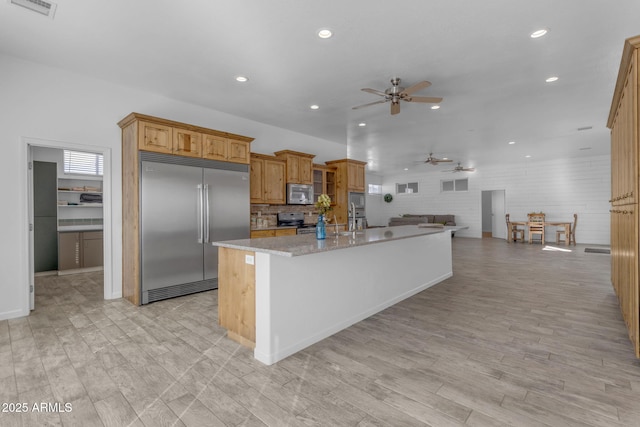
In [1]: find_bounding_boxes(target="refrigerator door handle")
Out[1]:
[204,184,210,243]
[197,184,203,243]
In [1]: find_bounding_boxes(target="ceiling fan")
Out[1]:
[423,153,453,165]
[445,162,476,173]
[352,78,443,115]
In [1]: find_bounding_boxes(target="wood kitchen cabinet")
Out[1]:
[58,231,103,271]
[325,158,367,225]
[173,128,202,158]
[274,150,315,184]
[250,228,297,239]
[126,112,253,164]
[347,162,366,192]
[203,134,251,164]
[312,164,336,203]
[138,121,173,153]
[250,153,286,204]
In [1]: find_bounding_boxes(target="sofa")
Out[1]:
[388,214,456,227]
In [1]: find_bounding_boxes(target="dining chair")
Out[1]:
[527,212,545,244]
[556,213,577,245]
[506,213,524,242]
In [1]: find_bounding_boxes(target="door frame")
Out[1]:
[481,189,506,240]
[25,137,113,311]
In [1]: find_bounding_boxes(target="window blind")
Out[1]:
[63,150,103,176]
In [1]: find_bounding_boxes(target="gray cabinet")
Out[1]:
[58,231,103,271]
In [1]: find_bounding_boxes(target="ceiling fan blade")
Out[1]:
[400,80,431,96]
[405,96,443,103]
[361,88,387,97]
[352,100,387,110]
[391,102,400,115]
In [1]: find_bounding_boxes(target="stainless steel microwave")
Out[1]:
[287,183,314,205]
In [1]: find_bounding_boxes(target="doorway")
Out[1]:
[481,190,506,240]
[26,138,112,311]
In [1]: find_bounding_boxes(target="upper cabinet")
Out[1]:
[203,134,251,164]
[274,150,315,184]
[313,165,336,204]
[122,113,253,164]
[250,153,286,205]
[347,161,366,192]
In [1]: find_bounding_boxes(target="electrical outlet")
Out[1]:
[245,254,254,265]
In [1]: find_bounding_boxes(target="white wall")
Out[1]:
[0,53,347,321]
[370,156,611,245]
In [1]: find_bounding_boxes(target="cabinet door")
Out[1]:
[82,232,104,268]
[275,228,297,237]
[299,156,313,184]
[325,169,336,204]
[264,160,285,204]
[202,134,228,161]
[250,157,264,203]
[139,121,173,153]
[347,162,365,191]
[313,169,323,202]
[227,139,250,164]
[58,232,81,270]
[173,128,202,158]
[286,155,300,183]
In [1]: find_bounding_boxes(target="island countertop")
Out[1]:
[212,225,463,257]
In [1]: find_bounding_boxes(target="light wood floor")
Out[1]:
[2,238,640,426]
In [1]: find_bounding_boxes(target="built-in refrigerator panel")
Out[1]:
[139,152,250,304]
[141,161,204,291]
[203,168,250,280]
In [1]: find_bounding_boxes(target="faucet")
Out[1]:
[350,202,356,232]
[333,215,339,235]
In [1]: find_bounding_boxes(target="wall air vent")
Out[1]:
[9,0,57,18]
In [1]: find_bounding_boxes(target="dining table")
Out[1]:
[507,220,572,246]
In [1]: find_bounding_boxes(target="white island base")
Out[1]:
[215,226,454,365]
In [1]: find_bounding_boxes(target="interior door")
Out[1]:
[141,161,204,290]
[491,190,506,239]
[203,168,250,280]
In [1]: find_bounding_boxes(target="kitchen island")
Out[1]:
[212,225,458,365]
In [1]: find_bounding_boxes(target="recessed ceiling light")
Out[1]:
[235,76,248,82]
[310,104,320,110]
[431,105,440,110]
[358,122,366,127]
[508,141,516,145]
[530,29,548,38]
[318,29,333,39]
[404,168,409,171]
[442,158,449,160]
[525,155,532,158]
[545,76,559,83]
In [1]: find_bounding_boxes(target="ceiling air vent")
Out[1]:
[9,0,57,18]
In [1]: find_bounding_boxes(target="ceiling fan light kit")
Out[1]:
[352,77,443,115]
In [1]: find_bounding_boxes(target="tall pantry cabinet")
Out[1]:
[608,34,640,358]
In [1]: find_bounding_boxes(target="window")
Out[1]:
[368,184,382,194]
[441,178,468,192]
[64,150,103,176]
[396,182,419,194]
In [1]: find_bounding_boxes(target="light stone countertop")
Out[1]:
[213,225,464,257]
[58,225,104,232]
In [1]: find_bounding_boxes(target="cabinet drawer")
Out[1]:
[83,231,103,240]
[251,229,276,238]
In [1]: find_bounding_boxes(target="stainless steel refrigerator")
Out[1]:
[139,152,249,304]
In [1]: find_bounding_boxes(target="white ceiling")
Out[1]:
[1,0,639,175]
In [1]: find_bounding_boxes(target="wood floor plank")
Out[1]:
[6,237,637,426]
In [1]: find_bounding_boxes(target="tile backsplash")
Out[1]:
[251,204,320,227]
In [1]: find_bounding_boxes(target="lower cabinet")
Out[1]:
[58,231,104,271]
[250,228,297,239]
